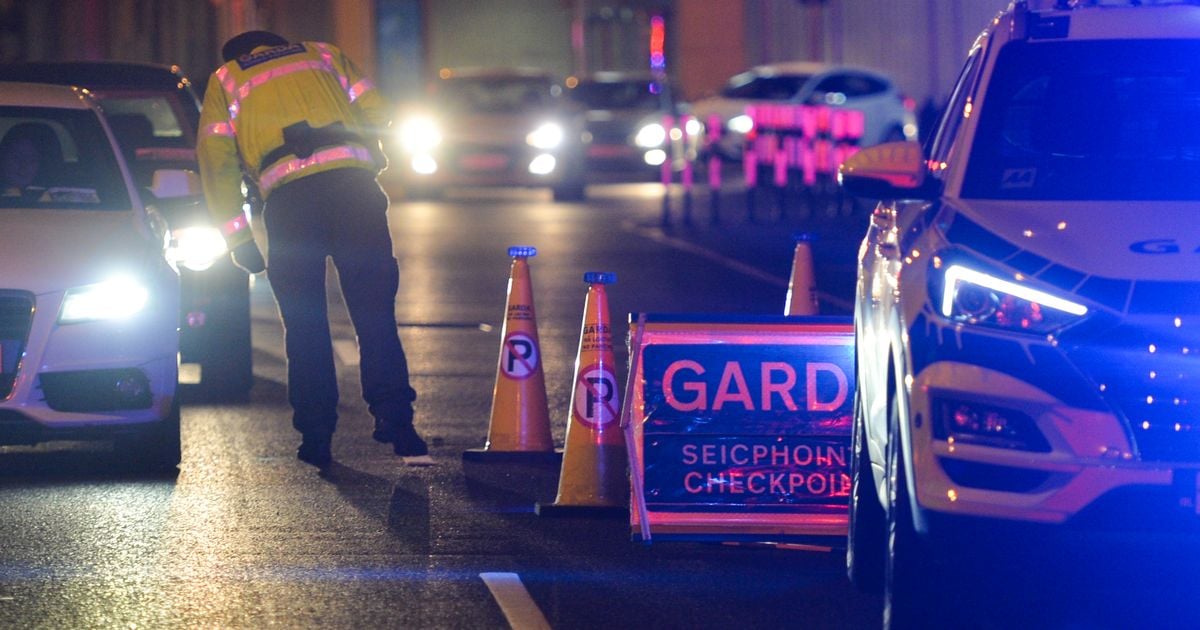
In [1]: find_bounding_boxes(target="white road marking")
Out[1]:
[622,220,854,312]
[333,339,360,366]
[480,572,551,630]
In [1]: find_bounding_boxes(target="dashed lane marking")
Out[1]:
[480,572,551,630]
[622,220,854,312]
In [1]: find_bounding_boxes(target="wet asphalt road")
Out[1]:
[0,179,1195,629]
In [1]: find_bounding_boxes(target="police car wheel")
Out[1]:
[847,388,886,593]
[883,395,938,629]
[115,398,181,474]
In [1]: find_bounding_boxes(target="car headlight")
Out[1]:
[635,123,667,148]
[59,276,150,324]
[168,227,228,272]
[727,114,754,135]
[940,264,1088,334]
[684,118,703,137]
[399,117,442,153]
[526,122,564,149]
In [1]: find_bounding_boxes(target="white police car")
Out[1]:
[840,1,1200,625]
[0,82,186,470]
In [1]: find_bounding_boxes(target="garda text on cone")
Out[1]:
[543,271,628,512]
[465,246,555,461]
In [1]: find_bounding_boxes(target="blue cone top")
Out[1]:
[792,232,818,242]
[508,246,537,258]
[584,271,617,285]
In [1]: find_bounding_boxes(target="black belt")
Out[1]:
[260,121,364,171]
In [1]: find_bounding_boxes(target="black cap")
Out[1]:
[221,30,288,62]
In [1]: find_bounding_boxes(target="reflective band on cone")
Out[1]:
[785,233,819,316]
[463,246,560,464]
[537,272,628,517]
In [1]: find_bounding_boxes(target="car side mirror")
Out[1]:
[838,141,937,200]
[149,168,201,200]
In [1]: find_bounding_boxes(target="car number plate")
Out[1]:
[587,144,635,158]
[459,153,508,171]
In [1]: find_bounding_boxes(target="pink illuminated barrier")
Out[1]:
[623,313,853,544]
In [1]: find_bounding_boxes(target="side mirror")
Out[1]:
[149,168,201,200]
[838,141,936,200]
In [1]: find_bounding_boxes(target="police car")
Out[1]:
[0,82,187,470]
[840,1,1200,625]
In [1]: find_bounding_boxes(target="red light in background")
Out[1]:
[650,15,665,72]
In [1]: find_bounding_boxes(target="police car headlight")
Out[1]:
[168,227,228,272]
[635,123,667,148]
[399,117,442,153]
[940,265,1087,334]
[728,114,754,135]
[60,276,149,324]
[526,122,564,149]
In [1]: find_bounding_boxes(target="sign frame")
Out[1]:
[623,313,854,544]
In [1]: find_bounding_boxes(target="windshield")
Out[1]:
[569,80,664,110]
[437,76,561,113]
[963,40,1200,200]
[720,72,809,100]
[0,106,131,210]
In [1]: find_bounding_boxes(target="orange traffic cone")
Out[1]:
[784,232,819,316]
[463,246,559,464]
[537,272,628,517]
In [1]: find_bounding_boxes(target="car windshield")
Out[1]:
[963,39,1200,200]
[570,80,663,110]
[438,76,560,113]
[720,73,809,100]
[0,106,131,210]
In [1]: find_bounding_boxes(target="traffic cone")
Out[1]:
[463,246,559,464]
[536,272,628,517]
[784,232,819,316]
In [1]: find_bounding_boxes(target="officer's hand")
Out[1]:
[231,240,266,275]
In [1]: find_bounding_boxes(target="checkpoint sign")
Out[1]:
[574,363,619,428]
[500,332,539,380]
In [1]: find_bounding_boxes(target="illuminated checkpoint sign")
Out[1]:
[625,314,853,543]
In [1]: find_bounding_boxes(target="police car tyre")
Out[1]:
[883,395,938,630]
[847,386,886,594]
[115,398,182,473]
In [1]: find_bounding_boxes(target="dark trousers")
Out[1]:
[264,167,416,438]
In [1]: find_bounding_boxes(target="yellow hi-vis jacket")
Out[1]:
[197,41,390,248]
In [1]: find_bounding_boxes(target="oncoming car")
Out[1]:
[0,61,254,399]
[842,1,1200,625]
[391,67,587,201]
[0,82,188,469]
[565,72,699,180]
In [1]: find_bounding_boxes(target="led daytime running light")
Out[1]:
[942,265,1087,318]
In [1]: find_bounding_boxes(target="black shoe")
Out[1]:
[391,424,428,457]
[297,435,332,468]
[372,417,399,444]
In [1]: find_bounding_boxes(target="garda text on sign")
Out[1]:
[627,314,854,542]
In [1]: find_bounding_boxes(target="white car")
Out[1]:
[690,61,917,160]
[0,82,188,470]
[842,1,1200,626]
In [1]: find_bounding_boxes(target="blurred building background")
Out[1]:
[0,0,1001,115]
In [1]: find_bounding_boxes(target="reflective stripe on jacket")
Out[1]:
[196,41,390,247]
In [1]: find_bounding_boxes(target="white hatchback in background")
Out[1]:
[842,1,1200,626]
[0,82,188,471]
[690,61,918,160]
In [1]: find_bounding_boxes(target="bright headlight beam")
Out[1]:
[941,265,1088,318]
[60,277,150,323]
[399,117,442,153]
[526,122,564,149]
[169,227,227,272]
[635,123,666,148]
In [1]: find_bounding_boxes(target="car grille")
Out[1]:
[0,292,34,399]
[1068,318,1200,462]
[586,120,633,144]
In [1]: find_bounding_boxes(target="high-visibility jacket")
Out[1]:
[197,41,390,248]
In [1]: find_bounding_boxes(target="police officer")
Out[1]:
[197,30,427,468]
